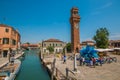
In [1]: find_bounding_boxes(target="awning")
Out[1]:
[95,49,114,52]
[114,48,120,50]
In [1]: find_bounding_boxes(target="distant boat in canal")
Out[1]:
[0,59,21,80]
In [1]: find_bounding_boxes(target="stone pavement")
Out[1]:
[0,53,24,69]
[0,57,8,68]
[44,54,120,80]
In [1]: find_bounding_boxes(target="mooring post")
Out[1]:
[66,67,69,80]
[51,63,53,80]
[56,68,58,78]
[51,58,56,80]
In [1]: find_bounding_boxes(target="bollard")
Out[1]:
[56,68,58,77]
[66,68,69,80]
[51,58,56,80]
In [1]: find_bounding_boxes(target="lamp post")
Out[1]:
[73,44,80,71]
[73,52,77,71]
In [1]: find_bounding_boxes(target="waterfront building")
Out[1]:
[109,40,120,48]
[81,40,95,47]
[42,39,66,53]
[21,43,39,50]
[21,43,30,49]
[0,24,21,57]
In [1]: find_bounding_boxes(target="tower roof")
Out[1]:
[71,7,78,10]
[71,7,78,12]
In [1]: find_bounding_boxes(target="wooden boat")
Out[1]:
[0,59,21,80]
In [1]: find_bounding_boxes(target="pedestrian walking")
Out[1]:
[80,57,83,66]
[92,57,96,68]
[82,57,85,65]
[10,55,15,65]
[99,57,102,66]
[90,58,93,67]
[8,48,12,62]
[63,55,66,64]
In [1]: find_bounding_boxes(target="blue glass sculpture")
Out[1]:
[80,45,99,60]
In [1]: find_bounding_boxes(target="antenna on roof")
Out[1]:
[0,17,6,24]
[3,17,6,24]
[1,17,6,24]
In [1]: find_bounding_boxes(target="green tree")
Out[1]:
[93,27,109,48]
[47,46,54,53]
[26,42,30,45]
[66,43,72,52]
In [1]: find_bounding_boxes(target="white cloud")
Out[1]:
[91,2,113,15]
[110,33,120,40]
[99,2,113,9]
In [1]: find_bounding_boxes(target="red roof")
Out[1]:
[0,24,20,36]
[21,44,38,47]
[109,40,120,43]
[29,44,38,47]
[43,38,63,43]
[0,24,9,27]
[82,40,95,43]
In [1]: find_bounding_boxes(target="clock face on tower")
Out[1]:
[75,23,79,29]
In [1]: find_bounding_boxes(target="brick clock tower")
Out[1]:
[70,7,80,53]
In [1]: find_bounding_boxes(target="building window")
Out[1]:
[59,49,62,52]
[44,49,46,53]
[56,44,57,46]
[14,32,16,36]
[12,39,16,45]
[50,44,51,46]
[5,28,9,33]
[56,49,57,52]
[44,44,46,47]
[60,44,62,46]
[3,38,9,44]
[53,44,54,47]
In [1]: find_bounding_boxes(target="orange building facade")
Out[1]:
[0,24,21,57]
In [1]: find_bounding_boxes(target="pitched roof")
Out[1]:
[0,24,11,28]
[0,24,20,36]
[109,40,120,43]
[43,38,64,43]
[29,44,38,47]
[82,40,95,43]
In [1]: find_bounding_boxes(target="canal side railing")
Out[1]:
[39,52,77,80]
[54,67,77,80]
[50,59,77,80]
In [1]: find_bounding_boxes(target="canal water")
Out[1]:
[15,50,50,80]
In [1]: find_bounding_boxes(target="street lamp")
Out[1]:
[73,44,80,71]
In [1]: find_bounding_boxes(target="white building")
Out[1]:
[42,39,66,53]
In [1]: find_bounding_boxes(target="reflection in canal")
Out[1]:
[15,50,50,80]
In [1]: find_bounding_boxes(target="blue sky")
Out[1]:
[0,0,120,43]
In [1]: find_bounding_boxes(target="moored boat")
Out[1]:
[0,59,21,80]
